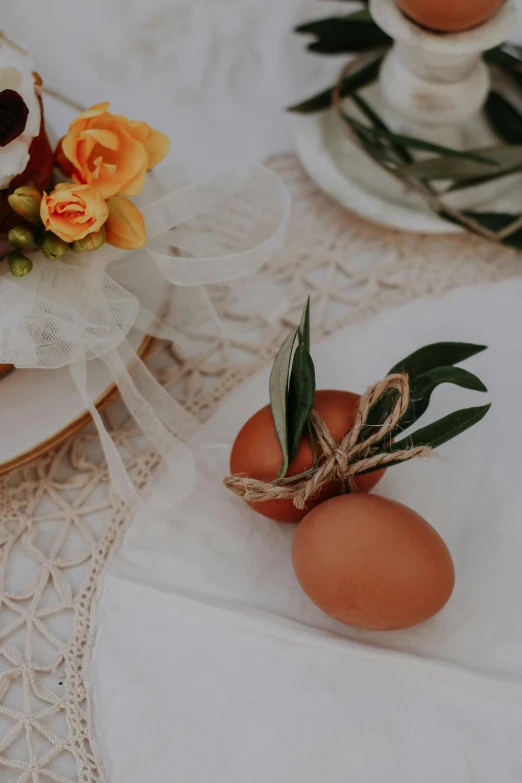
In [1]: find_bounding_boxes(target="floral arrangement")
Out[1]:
[4,102,169,276]
[290,1,522,250]
[0,33,292,507]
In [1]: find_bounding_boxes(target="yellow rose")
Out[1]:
[40,183,109,243]
[105,195,146,250]
[57,103,170,200]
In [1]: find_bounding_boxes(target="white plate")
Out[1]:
[293,84,522,234]
[0,91,156,473]
[0,332,155,473]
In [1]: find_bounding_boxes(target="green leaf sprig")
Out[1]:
[359,342,490,472]
[269,300,490,482]
[294,10,391,55]
[289,54,383,114]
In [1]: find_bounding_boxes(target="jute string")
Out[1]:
[224,373,432,509]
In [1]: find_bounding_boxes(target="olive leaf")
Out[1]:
[351,95,413,165]
[361,342,488,442]
[287,344,316,464]
[269,298,316,477]
[485,91,522,145]
[396,366,487,434]
[361,404,491,474]
[442,211,522,251]
[295,15,391,55]
[351,94,386,129]
[269,327,299,479]
[397,145,522,181]
[380,135,495,165]
[486,45,522,68]
[485,47,522,89]
[344,117,497,165]
[444,163,522,193]
[388,403,491,455]
[341,112,405,166]
[388,341,487,377]
[298,294,311,351]
[287,298,316,463]
[288,56,383,114]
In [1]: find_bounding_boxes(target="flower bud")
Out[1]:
[7,186,43,224]
[72,225,106,253]
[105,196,146,250]
[8,226,35,249]
[39,231,69,261]
[8,253,33,277]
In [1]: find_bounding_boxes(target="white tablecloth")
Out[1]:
[91,281,522,782]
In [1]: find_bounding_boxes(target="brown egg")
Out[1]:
[292,494,455,630]
[397,0,505,32]
[0,364,13,377]
[230,390,385,523]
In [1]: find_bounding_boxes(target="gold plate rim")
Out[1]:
[0,335,157,475]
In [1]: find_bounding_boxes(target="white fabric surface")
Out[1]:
[6,0,521,180]
[3,0,340,179]
[91,280,522,782]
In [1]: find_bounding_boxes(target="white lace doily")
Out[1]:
[1,154,521,783]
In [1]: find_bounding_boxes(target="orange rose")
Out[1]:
[58,103,170,200]
[40,183,109,243]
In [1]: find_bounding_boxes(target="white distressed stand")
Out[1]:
[370,0,518,147]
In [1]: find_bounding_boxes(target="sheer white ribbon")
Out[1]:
[0,163,291,507]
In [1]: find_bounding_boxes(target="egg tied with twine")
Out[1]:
[224,373,431,510]
[224,298,492,514]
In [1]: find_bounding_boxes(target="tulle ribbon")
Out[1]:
[0,163,291,508]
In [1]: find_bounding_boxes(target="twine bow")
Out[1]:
[224,373,432,510]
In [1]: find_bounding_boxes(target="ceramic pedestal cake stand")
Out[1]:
[294,0,522,233]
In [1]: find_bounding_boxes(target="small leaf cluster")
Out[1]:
[270,299,490,480]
